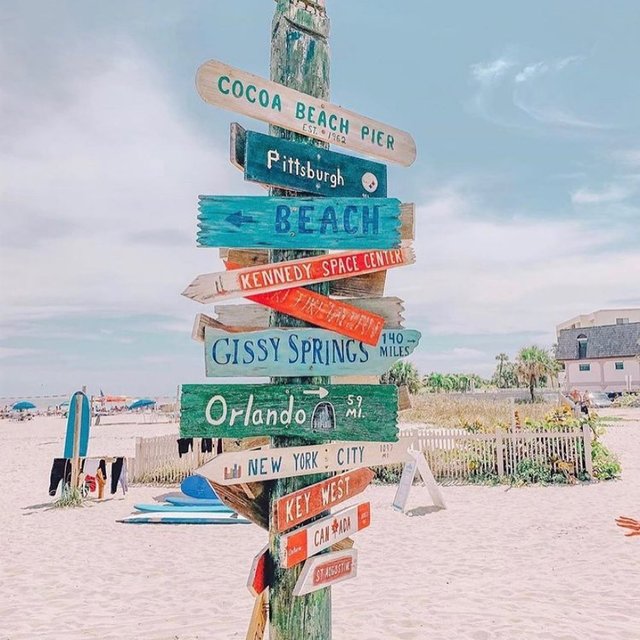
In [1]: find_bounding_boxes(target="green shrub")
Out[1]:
[54,484,84,508]
[591,440,621,480]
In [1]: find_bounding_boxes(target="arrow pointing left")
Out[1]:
[225,210,254,228]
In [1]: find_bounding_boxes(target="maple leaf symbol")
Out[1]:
[331,519,339,535]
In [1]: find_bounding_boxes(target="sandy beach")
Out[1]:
[0,410,638,640]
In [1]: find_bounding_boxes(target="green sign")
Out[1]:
[180,384,398,441]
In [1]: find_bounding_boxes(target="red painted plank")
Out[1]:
[275,468,374,533]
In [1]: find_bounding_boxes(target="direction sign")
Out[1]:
[279,502,370,569]
[197,436,415,485]
[182,247,415,304]
[204,326,421,377]
[248,544,269,597]
[246,588,268,640]
[238,126,388,198]
[196,59,416,166]
[220,248,392,298]
[212,295,404,333]
[197,196,414,250]
[293,549,358,597]
[275,468,374,533]
[180,383,398,441]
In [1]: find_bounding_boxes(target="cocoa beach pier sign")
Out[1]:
[196,60,417,166]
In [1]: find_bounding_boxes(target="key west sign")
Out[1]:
[196,60,416,166]
[204,327,421,377]
[180,383,398,441]
[197,196,413,250]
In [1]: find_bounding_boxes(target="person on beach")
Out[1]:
[616,516,640,536]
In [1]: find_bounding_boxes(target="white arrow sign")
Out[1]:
[293,549,358,596]
[303,387,329,399]
[197,436,415,485]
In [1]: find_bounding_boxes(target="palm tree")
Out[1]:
[495,353,509,388]
[380,361,422,394]
[515,346,556,402]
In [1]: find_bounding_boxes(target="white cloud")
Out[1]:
[388,185,640,337]
[470,57,515,85]
[0,42,245,338]
[0,347,41,359]
[571,183,636,205]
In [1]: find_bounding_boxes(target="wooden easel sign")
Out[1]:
[392,449,446,512]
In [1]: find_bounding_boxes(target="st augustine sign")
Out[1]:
[196,60,416,166]
[293,549,358,597]
[180,383,398,441]
[182,247,415,304]
[204,327,421,377]
[237,126,388,198]
[197,196,414,250]
[197,436,415,485]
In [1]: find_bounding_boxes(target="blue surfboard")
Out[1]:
[118,512,249,525]
[133,503,232,513]
[63,391,91,459]
[181,475,219,500]
[165,496,223,507]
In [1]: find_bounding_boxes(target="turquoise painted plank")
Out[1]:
[243,129,388,198]
[203,327,421,377]
[180,383,398,441]
[197,196,402,250]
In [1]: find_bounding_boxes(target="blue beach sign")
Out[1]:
[197,196,414,250]
[203,326,422,377]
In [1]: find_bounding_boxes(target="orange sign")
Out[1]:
[182,247,414,304]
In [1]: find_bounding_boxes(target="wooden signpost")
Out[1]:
[196,60,416,166]
[246,589,268,640]
[182,247,415,304]
[203,326,421,377]
[275,468,374,533]
[237,126,388,198]
[279,502,371,569]
[180,383,398,441]
[197,436,415,485]
[293,549,358,597]
[197,196,414,250]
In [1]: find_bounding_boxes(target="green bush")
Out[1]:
[54,484,84,508]
[513,459,553,484]
[591,440,621,480]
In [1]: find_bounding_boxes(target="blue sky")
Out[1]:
[1,1,639,400]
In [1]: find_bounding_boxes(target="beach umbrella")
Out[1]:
[128,398,156,410]
[12,401,36,411]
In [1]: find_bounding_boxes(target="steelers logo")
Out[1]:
[361,172,378,193]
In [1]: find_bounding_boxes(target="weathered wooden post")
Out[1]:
[268,1,332,637]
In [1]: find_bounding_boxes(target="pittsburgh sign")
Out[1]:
[180,383,398,441]
[196,59,416,166]
[241,128,388,197]
[197,437,416,485]
[182,247,415,304]
[197,196,413,250]
[204,327,421,377]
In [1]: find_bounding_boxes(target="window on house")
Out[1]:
[615,362,624,370]
[577,334,587,359]
[579,364,591,372]
[616,317,629,324]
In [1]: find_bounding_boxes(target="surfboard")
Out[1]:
[63,391,91,459]
[133,503,232,513]
[165,496,223,507]
[118,512,250,525]
[181,475,219,500]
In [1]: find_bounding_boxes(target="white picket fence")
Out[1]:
[399,425,593,482]
[129,434,218,484]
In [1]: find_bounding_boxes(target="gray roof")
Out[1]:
[556,322,640,360]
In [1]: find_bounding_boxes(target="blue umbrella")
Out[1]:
[12,401,36,411]
[128,398,156,410]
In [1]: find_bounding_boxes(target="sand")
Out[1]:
[0,409,638,640]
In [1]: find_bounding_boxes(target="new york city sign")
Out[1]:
[204,327,421,377]
[196,196,414,250]
[180,383,398,441]
[196,60,416,166]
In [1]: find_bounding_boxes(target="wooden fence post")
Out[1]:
[268,3,332,638]
[582,423,594,479]
[495,428,505,477]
